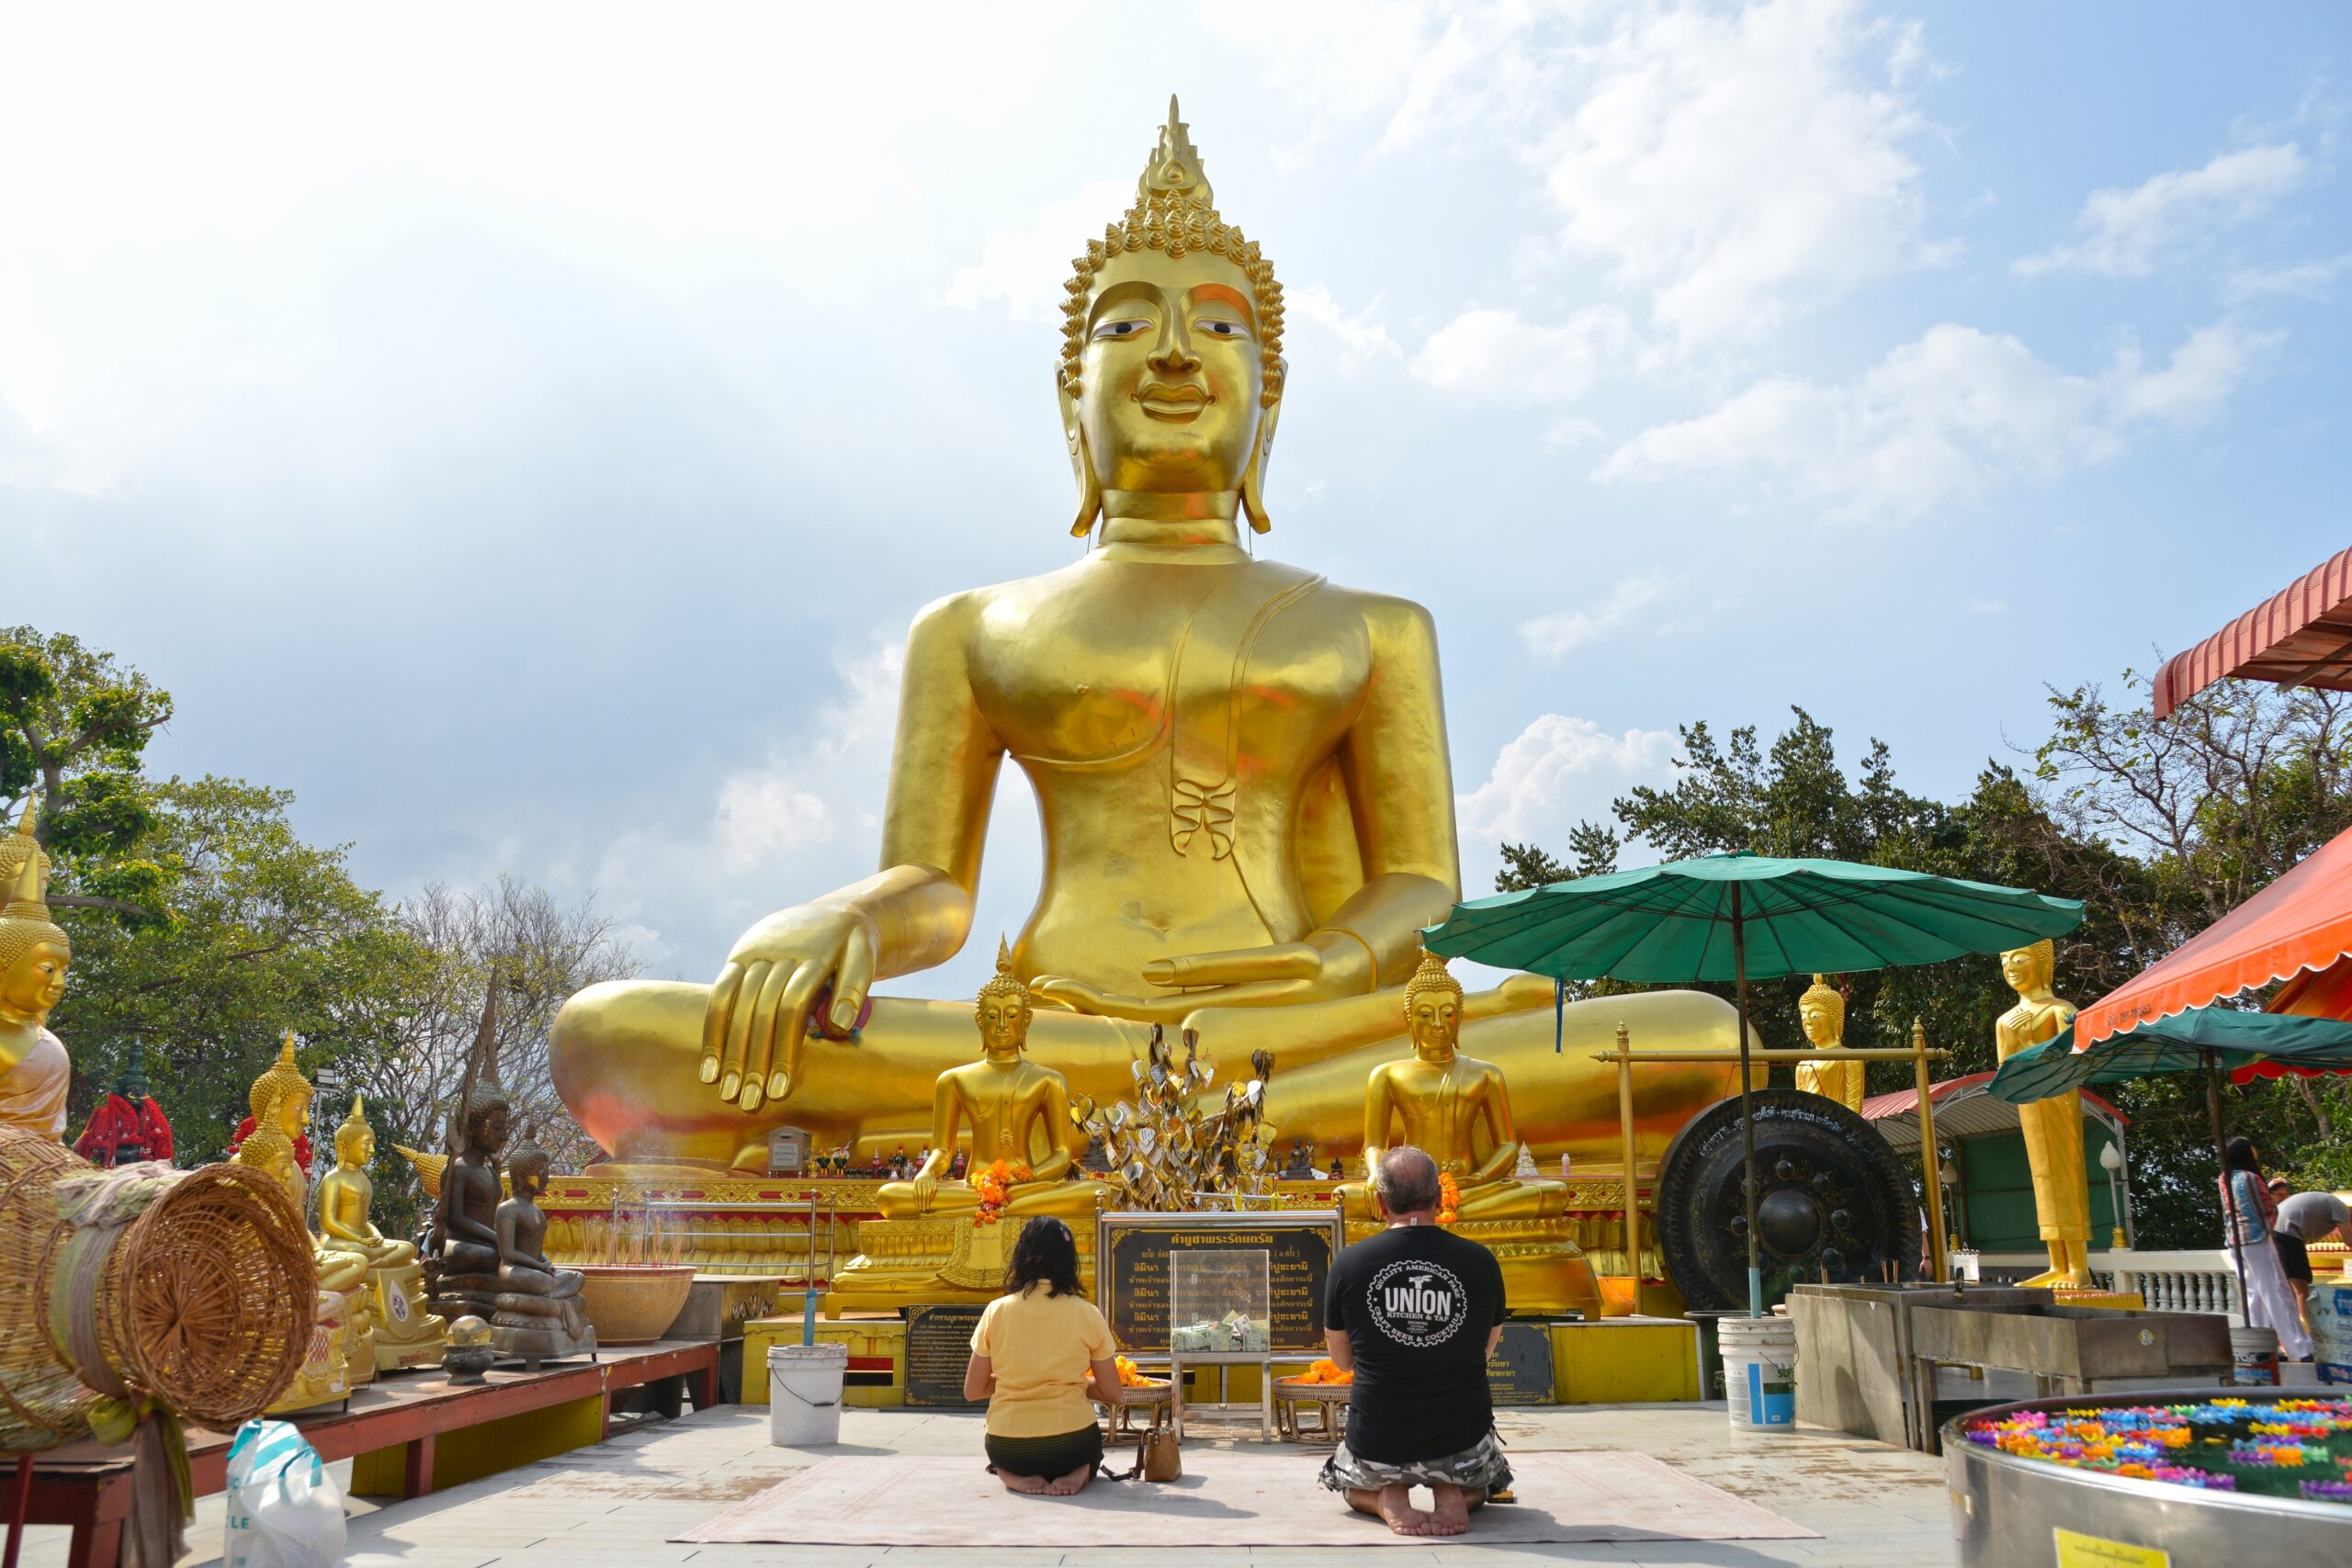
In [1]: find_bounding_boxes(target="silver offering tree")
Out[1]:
[1072,1026,1279,1212]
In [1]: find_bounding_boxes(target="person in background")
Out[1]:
[2274,1185,2352,1342]
[1319,1146,1510,1537]
[964,1216,1120,1496]
[2221,1139,2312,1359]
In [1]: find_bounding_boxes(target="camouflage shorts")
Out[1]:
[1317,1429,1512,1495]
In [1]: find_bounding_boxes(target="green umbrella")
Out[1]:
[1427,852,2085,1315]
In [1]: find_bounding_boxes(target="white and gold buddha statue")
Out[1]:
[0,801,72,1139]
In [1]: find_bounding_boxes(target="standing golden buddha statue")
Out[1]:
[1336,953,1598,1317]
[829,942,1114,1311]
[0,801,72,1138]
[318,1095,448,1370]
[1792,976,1865,1114]
[548,99,1747,1178]
[1996,941,2093,1288]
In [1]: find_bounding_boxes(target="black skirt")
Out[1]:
[984,1424,1104,1480]
[2277,1232,2313,1283]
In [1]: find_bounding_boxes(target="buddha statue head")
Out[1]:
[335,1094,375,1171]
[250,1032,314,1142]
[457,1069,512,1159]
[974,937,1033,1062]
[1797,975,1845,1049]
[237,1088,304,1210]
[505,1125,550,1201]
[1999,938,2055,997]
[1057,97,1286,536]
[0,799,69,1028]
[1402,950,1464,1060]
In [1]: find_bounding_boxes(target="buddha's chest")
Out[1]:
[968,567,1368,767]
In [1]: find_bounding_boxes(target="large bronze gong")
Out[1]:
[1654,1088,1919,1312]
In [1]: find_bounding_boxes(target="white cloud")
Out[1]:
[945,179,1130,324]
[1284,284,1401,372]
[1227,0,1944,351]
[2016,144,2309,278]
[1457,714,1677,846]
[2224,254,2352,304]
[1521,571,1682,660]
[1595,320,2274,519]
[1410,307,1637,404]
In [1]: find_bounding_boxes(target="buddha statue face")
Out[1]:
[1797,976,1844,1048]
[1406,987,1461,1059]
[508,1146,549,1200]
[336,1117,374,1171]
[277,1089,312,1141]
[1075,247,1267,497]
[976,992,1032,1063]
[0,938,68,1022]
[467,1102,510,1157]
[2000,942,2053,995]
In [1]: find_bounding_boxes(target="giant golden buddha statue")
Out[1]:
[1996,940,2093,1288]
[550,100,1748,1178]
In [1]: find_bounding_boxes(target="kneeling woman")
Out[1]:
[966,1216,1121,1495]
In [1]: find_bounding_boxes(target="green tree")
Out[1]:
[1,626,174,919]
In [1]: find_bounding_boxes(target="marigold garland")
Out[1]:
[1288,1357,1352,1385]
[1437,1172,1461,1226]
[971,1159,1032,1224]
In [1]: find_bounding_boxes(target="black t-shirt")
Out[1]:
[1322,1224,1507,1463]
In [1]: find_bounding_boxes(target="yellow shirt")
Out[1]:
[970,1285,1114,1438]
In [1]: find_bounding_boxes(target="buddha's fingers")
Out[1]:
[738,964,795,1111]
[718,960,772,1103]
[701,963,746,1085]
[830,924,876,1035]
[763,961,829,1104]
[1144,943,1319,987]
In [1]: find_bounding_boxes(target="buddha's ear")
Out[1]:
[1239,369,1284,535]
[1058,380,1102,538]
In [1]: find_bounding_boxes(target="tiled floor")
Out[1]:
[17,1402,1959,1568]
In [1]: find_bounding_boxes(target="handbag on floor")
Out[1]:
[1129,1426,1182,1482]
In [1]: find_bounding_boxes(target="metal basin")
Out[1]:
[1943,1387,2351,1565]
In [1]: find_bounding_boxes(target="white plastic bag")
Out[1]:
[223,1419,347,1568]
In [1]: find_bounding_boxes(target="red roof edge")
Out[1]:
[2154,545,2352,719]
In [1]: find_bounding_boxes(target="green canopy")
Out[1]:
[1986,1007,2352,1104]
[1427,852,2084,982]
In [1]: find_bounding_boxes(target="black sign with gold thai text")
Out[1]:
[901,1303,987,1408]
[1096,1211,1343,1357]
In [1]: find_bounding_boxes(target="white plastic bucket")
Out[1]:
[2230,1325,2280,1386]
[1720,1314,1796,1428]
[768,1343,849,1446]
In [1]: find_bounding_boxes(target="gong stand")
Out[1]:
[1593,1032,1954,1314]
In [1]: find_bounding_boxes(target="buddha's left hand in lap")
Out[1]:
[1032,932,1374,1020]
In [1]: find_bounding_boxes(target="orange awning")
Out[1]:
[2075,822,2352,1046]
[2153,545,2352,719]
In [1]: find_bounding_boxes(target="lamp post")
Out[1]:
[2098,1138,2129,1250]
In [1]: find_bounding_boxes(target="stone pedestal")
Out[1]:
[489,1319,597,1370]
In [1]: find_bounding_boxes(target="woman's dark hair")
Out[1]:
[2223,1136,2262,1173]
[1005,1215,1083,1298]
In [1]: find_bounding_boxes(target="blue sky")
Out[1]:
[6,1,2346,999]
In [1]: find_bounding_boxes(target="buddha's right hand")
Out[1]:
[703,901,878,1112]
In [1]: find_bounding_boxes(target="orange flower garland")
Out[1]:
[1291,1357,1353,1385]
[1437,1172,1461,1225]
[972,1159,1032,1224]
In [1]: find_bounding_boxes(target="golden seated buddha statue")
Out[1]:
[1336,953,1599,1317]
[1792,976,1865,1113]
[318,1095,448,1371]
[830,944,1114,1311]
[547,100,1747,1184]
[238,1089,372,1407]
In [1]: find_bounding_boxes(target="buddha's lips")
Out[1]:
[1136,384,1210,420]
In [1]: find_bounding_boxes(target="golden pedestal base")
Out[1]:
[267,1290,358,1415]
[826,1215,1097,1315]
[1342,1217,1602,1322]
[368,1264,449,1372]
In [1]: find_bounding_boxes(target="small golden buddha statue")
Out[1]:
[548,100,1751,1181]
[0,801,72,1139]
[1792,975,1865,1113]
[1337,953,1566,1223]
[1996,940,2093,1289]
[239,1089,375,1401]
[318,1095,447,1369]
[237,1032,318,1173]
[874,940,1113,1223]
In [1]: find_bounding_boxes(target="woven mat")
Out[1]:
[676,1448,1816,1546]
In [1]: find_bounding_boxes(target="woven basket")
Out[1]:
[0,1130,318,1450]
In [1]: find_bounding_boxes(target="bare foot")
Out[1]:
[1044,1464,1093,1496]
[1376,1483,1436,1536]
[1429,1483,1472,1535]
[997,1471,1047,1495]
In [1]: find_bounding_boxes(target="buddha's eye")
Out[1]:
[1198,319,1250,339]
[1092,318,1153,341]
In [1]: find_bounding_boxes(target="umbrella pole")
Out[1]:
[2205,1049,2251,1324]
[1733,885,1759,1317]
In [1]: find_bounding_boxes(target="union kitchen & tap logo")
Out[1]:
[1366,1258,1467,1348]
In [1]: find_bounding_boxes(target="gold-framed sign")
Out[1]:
[1095,1209,1344,1358]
